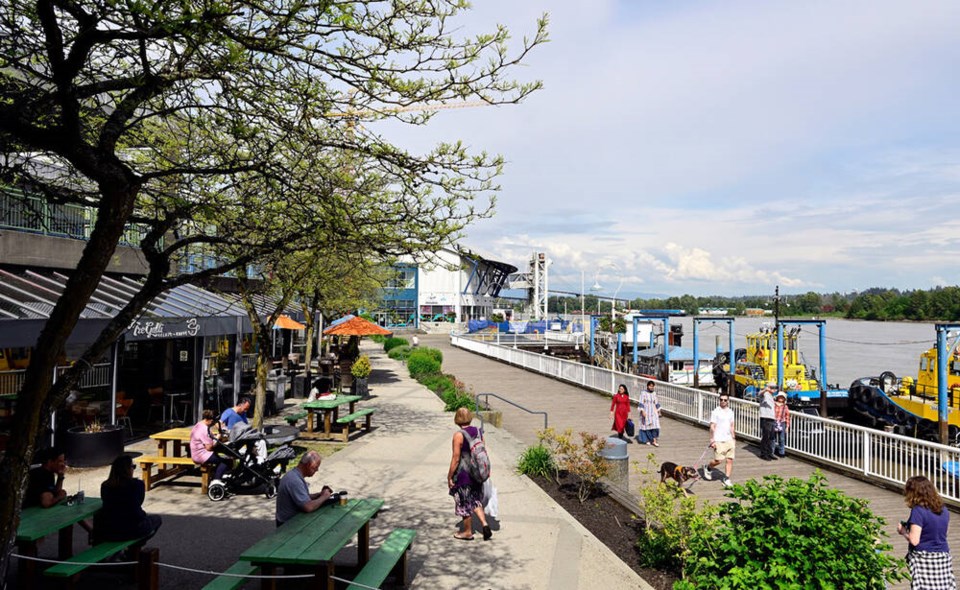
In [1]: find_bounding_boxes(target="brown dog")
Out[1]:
[659,462,699,490]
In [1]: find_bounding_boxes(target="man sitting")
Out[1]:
[24,447,68,508]
[275,451,334,526]
[220,396,251,431]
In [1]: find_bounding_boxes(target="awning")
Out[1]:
[323,316,392,336]
[0,267,249,348]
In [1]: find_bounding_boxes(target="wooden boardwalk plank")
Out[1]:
[426,335,957,588]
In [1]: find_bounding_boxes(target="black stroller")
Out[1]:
[207,423,297,501]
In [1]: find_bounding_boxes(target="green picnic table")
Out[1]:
[301,395,362,440]
[240,497,384,590]
[17,498,102,584]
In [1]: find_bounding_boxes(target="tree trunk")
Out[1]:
[0,183,138,580]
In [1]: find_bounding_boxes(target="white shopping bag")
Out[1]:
[482,479,499,519]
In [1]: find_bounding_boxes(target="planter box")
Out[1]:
[63,425,124,468]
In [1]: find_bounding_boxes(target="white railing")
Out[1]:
[452,333,960,502]
[1,363,112,395]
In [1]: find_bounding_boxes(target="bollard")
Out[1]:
[137,547,159,590]
[600,436,629,491]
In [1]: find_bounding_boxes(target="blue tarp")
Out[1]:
[466,319,572,334]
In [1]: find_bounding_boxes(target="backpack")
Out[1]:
[460,428,491,483]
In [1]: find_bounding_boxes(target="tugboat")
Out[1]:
[849,342,960,443]
[713,326,846,408]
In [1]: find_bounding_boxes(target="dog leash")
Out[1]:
[685,444,713,492]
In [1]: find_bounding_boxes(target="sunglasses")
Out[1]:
[719,398,729,402]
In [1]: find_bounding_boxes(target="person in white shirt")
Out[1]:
[703,395,736,487]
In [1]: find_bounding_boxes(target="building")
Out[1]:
[376,246,517,328]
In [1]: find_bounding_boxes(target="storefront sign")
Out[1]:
[129,318,200,340]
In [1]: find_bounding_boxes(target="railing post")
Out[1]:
[863,429,871,477]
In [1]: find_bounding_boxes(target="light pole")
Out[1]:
[591,264,623,370]
[580,270,585,350]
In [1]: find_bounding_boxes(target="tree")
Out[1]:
[0,1,546,575]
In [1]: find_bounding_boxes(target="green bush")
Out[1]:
[383,337,408,352]
[419,373,457,397]
[516,445,555,478]
[370,335,386,344]
[416,346,442,364]
[407,351,441,378]
[675,472,907,589]
[441,389,476,412]
[387,345,412,360]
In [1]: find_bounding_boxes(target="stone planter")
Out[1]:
[63,424,124,468]
[351,377,369,397]
[478,410,503,428]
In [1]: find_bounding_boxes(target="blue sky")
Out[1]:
[384,0,960,298]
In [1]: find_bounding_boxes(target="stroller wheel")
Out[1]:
[208,482,227,502]
[265,482,277,499]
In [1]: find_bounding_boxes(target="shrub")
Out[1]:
[490,312,505,322]
[419,373,458,398]
[416,346,442,364]
[442,389,476,412]
[632,455,719,571]
[516,445,554,478]
[387,345,412,361]
[538,428,610,503]
[676,472,907,589]
[407,351,441,378]
[383,337,408,352]
[370,335,386,344]
[350,355,371,379]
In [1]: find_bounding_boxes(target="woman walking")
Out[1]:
[637,381,662,446]
[898,475,957,589]
[610,384,632,442]
[447,407,492,541]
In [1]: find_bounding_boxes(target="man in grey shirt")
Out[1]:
[275,451,334,526]
[759,381,777,461]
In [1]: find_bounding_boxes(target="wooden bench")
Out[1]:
[283,410,308,428]
[43,538,144,586]
[335,408,376,442]
[201,561,259,590]
[137,455,212,494]
[346,528,416,590]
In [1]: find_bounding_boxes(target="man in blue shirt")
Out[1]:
[220,396,251,431]
[275,451,334,526]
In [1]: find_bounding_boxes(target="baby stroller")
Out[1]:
[207,423,297,501]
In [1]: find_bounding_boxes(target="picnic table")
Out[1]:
[302,395,362,441]
[140,426,204,492]
[16,498,102,585]
[240,497,384,590]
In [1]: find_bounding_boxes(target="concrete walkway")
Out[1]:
[7,340,651,589]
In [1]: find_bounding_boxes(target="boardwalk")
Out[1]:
[424,334,960,588]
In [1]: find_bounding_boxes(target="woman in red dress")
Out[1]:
[610,384,632,442]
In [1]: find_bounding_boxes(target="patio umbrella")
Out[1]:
[274,314,306,330]
[322,316,392,336]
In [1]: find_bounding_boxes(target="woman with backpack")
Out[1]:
[447,407,493,541]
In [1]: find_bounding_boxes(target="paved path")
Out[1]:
[425,334,960,589]
[7,340,649,590]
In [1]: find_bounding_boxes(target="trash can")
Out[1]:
[600,436,629,491]
[292,374,309,399]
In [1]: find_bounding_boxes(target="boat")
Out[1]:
[849,342,960,443]
[712,326,847,408]
[634,345,715,386]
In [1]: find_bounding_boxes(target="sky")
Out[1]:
[379,0,960,299]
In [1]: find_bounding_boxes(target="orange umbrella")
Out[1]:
[323,316,392,336]
[274,314,306,330]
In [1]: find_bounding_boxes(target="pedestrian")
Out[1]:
[275,451,335,527]
[610,384,632,443]
[637,381,662,446]
[94,455,162,544]
[447,407,492,541]
[898,475,957,589]
[412,335,419,347]
[703,394,736,487]
[758,381,777,460]
[774,391,790,458]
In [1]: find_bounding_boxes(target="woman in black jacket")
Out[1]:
[94,455,162,543]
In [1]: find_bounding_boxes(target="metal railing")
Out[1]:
[474,392,548,431]
[451,333,960,502]
[1,363,111,395]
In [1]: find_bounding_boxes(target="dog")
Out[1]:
[659,461,700,493]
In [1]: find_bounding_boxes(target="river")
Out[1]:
[671,316,942,389]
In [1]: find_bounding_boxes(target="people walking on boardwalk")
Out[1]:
[275,451,334,527]
[758,382,777,460]
[774,391,791,458]
[610,384,632,443]
[447,407,492,541]
[703,395,736,487]
[636,381,662,446]
[94,455,162,544]
[899,475,957,590]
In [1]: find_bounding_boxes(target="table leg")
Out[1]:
[17,540,38,587]
[358,521,370,565]
[260,564,277,590]
[173,441,182,458]
[349,402,357,414]
[324,411,333,438]
[157,440,166,458]
[307,410,315,434]
[315,562,335,590]
[58,523,74,559]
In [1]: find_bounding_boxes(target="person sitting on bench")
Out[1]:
[275,451,334,527]
[220,396,251,431]
[190,410,230,483]
[310,376,333,400]
[94,455,162,544]
[25,447,94,539]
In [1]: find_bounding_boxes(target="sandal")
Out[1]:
[652,441,660,447]
[454,532,474,541]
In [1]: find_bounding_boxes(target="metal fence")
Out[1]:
[452,333,960,502]
[1,362,112,395]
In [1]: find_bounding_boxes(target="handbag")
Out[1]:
[625,418,635,438]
